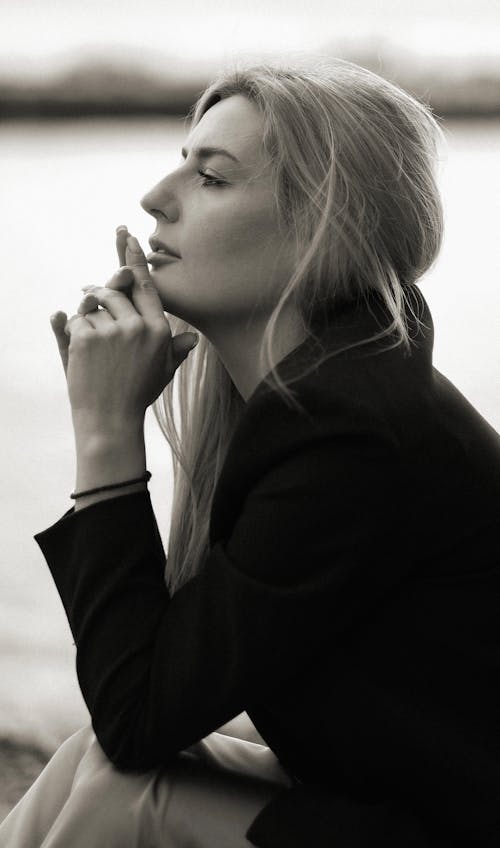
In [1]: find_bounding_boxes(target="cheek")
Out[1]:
[189,200,285,276]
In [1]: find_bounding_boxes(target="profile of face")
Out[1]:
[140,94,300,339]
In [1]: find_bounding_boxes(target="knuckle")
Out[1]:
[97,287,118,300]
[130,257,145,269]
[102,323,120,338]
[125,317,144,336]
[151,321,171,341]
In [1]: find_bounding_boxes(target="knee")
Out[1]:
[71,734,158,802]
[58,723,95,757]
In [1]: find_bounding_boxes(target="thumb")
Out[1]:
[170,333,199,369]
[50,311,69,375]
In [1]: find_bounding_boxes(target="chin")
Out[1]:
[152,287,195,324]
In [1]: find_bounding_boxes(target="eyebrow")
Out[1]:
[181,145,240,164]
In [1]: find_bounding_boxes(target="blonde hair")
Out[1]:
[152,56,445,593]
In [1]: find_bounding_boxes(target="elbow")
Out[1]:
[91,714,177,773]
[94,725,158,771]
[99,741,151,772]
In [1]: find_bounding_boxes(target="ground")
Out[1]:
[0,739,49,822]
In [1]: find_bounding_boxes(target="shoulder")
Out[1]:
[231,349,400,472]
[213,288,435,523]
[230,284,434,465]
[211,354,408,587]
[214,351,402,528]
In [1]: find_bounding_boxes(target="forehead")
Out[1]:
[186,94,269,173]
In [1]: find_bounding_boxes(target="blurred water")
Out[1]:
[1,116,499,755]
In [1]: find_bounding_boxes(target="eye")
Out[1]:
[198,170,226,188]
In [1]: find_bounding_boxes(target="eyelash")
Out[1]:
[198,170,226,188]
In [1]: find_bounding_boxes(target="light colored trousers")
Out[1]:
[0,718,293,848]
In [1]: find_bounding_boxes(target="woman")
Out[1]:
[2,57,499,847]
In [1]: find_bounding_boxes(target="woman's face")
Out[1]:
[140,94,299,335]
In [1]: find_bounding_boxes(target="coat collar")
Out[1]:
[247,284,434,406]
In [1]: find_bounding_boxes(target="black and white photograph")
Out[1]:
[1,0,499,845]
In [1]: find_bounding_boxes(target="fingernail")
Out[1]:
[189,334,199,350]
[116,225,128,234]
[81,285,96,292]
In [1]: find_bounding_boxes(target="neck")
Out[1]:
[206,307,307,402]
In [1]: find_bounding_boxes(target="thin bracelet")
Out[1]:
[70,470,152,500]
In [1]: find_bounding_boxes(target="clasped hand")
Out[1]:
[50,227,198,430]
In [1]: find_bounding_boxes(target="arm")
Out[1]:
[34,389,406,772]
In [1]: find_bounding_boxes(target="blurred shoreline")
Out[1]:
[0,739,49,821]
[1,47,500,119]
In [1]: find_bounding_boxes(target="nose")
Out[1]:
[140,176,179,222]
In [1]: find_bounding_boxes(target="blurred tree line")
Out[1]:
[1,46,499,119]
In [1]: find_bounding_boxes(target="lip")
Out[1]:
[146,251,180,266]
[148,236,181,257]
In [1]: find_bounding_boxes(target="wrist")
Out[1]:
[73,421,147,502]
[72,413,145,447]
[74,426,145,458]
[73,481,148,511]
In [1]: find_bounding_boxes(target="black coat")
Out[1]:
[34,287,500,847]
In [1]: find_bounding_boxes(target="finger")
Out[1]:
[82,267,134,295]
[126,234,152,287]
[78,293,99,315]
[50,311,69,374]
[64,313,93,337]
[77,286,141,322]
[116,225,129,267]
[82,306,116,329]
[170,332,200,369]
[108,265,134,290]
[126,234,169,326]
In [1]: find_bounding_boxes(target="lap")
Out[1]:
[0,725,292,848]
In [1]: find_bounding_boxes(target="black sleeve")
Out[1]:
[246,785,451,848]
[34,392,406,773]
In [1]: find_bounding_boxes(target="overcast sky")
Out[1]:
[1,0,498,77]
